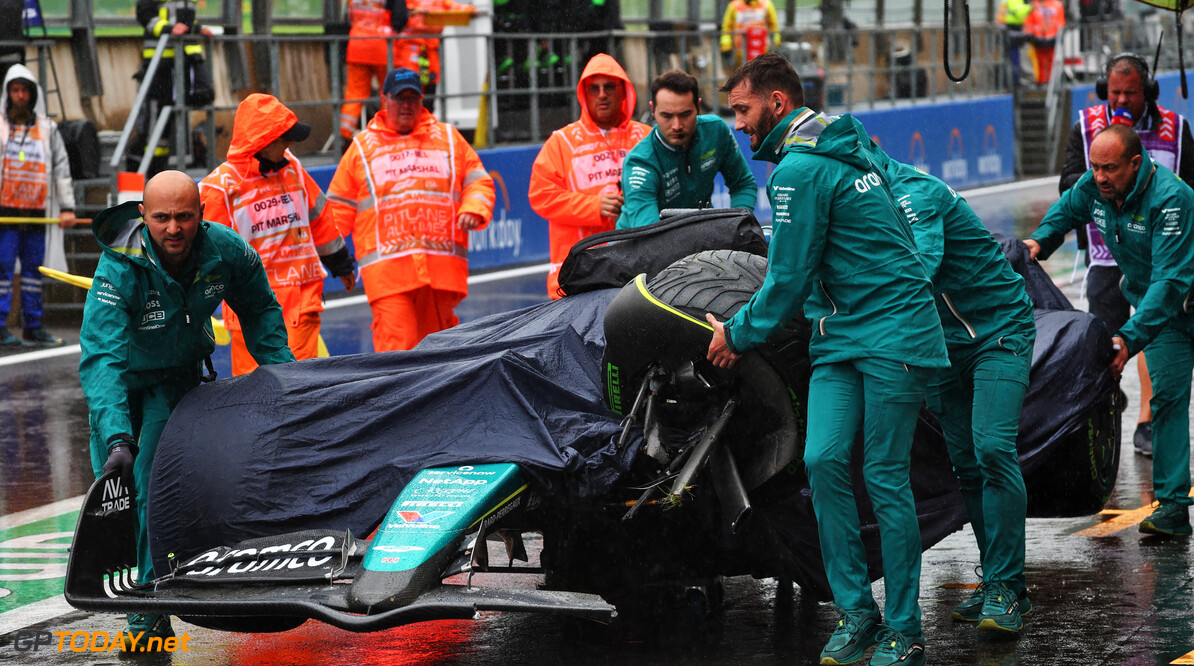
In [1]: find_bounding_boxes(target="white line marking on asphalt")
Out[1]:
[0,497,82,530]
[0,595,78,636]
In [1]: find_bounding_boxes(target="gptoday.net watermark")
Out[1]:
[10,629,192,653]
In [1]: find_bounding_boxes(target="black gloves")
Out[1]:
[320,245,356,278]
[102,436,138,491]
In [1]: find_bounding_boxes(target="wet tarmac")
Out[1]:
[0,177,1191,665]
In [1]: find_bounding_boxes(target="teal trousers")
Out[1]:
[1143,326,1194,506]
[90,375,197,584]
[804,358,934,639]
[926,338,1031,597]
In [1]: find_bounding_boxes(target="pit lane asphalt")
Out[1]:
[0,177,1191,665]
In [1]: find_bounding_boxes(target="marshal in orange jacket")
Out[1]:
[328,106,494,303]
[200,94,352,341]
[528,54,649,298]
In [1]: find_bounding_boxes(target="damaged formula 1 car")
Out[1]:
[65,209,1122,634]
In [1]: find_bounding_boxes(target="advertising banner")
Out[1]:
[310,94,1018,281]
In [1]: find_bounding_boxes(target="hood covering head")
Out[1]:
[227,93,308,162]
[1,64,45,120]
[576,53,636,129]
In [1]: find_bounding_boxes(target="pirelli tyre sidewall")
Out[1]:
[642,249,811,489]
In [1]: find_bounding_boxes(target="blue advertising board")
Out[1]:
[308,94,1017,284]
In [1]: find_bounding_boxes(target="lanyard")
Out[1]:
[8,124,33,162]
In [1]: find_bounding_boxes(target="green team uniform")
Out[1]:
[1031,149,1194,511]
[80,201,294,584]
[723,109,948,642]
[863,125,1036,600]
[616,114,757,229]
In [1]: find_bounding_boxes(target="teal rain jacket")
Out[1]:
[79,201,294,448]
[723,109,948,368]
[860,123,1035,355]
[1031,149,1194,356]
[617,114,757,229]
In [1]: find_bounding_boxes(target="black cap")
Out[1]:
[383,67,423,97]
[279,120,311,142]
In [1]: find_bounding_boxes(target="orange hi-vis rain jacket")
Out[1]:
[346,0,407,66]
[398,0,472,83]
[328,107,494,301]
[199,94,349,331]
[1023,0,1064,41]
[528,54,649,298]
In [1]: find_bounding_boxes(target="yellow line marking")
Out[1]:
[939,583,980,590]
[1074,505,1158,537]
[1171,650,1194,665]
[1075,490,1194,538]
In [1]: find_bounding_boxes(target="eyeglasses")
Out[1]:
[587,82,620,96]
[385,91,424,105]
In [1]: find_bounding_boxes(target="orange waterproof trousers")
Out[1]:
[230,312,321,376]
[369,286,463,352]
[341,62,389,139]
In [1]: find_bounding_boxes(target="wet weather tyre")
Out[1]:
[1025,387,1124,517]
[646,249,812,388]
[645,249,769,321]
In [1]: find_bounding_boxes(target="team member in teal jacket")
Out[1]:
[1027,124,1194,537]
[80,170,294,647]
[616,69,756,229]
[862,126,1037,634]
[707,54,947,666]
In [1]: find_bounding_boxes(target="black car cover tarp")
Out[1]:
[148,241,1116,588]
[148,289,638,575]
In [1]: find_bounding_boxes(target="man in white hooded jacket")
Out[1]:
[0,64,75,346]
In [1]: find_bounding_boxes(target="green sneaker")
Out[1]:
[977,581,1025,633]
[869,625,925,666]
[953,582,1032,622]
[818,604,881,665]
[120,613,174,651]
[1140,502,1192,536]
[950,583,985,622]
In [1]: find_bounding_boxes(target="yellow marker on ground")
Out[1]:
[38,266,233,346]
[1074,489,1194,538]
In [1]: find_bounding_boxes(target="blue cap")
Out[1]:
[383,68,423,97]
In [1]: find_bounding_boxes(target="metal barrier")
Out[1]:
[109,14,1188,173]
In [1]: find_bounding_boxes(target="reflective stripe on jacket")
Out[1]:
[347,0,403,66]
[396,0,473,80]
[528,54,649,298]
[328,107,494,300]
[139,0,204,58]
[200,93,348,330]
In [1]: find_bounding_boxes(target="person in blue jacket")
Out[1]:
[707,53,947,666]
[861,126,1037,634]
[1027,124,1194,539]
[79,170,294,648]
[616,69,757,228]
